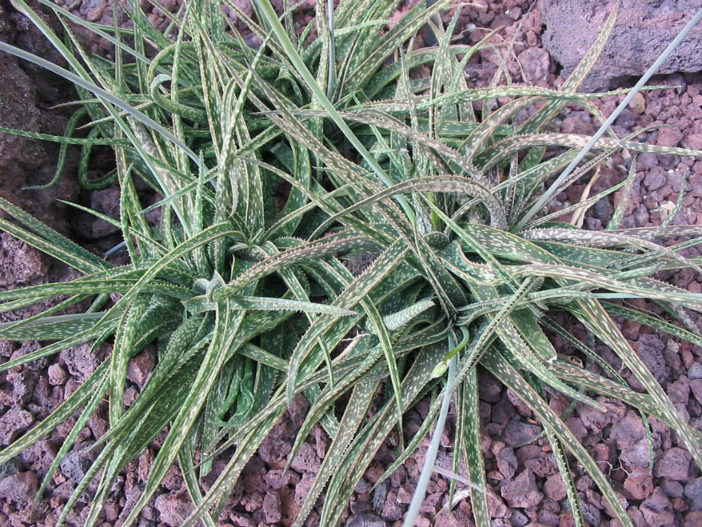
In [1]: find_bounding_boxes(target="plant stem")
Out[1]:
[403,333,457,527]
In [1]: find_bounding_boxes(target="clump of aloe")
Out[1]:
[1,1,702,526]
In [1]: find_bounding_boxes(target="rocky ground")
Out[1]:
[1,1,702,526]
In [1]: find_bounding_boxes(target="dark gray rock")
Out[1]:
[59,342,108,382]
[372,480,387,514]
[635,333,670,384]
[59,442,96,482]
[538,509,560,527]
[539,0,702,91]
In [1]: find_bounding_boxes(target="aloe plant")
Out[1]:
[1,1,702,526]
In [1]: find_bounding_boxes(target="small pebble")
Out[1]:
[629,92,646,114]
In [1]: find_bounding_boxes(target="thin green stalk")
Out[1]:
[403,330,460,527]
[326,0,336,100]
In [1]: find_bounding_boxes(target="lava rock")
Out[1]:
[126,348,156,386]
[502,419,542,446]
[510,509,529,527]
[544,473,567,501]
[635,333,670,384]
[581,499,601,527]
[690,379,702,405]
[289,443,320,474]
[496,447,518,480]
[264,468,300,490]
[684,478,702,510]
[640,487,675,527]
[380,489,403,521]
[75,187,121,239]
[577,398,626,434]
[655,448,691,481]
[154,492,194,527]
[685,511,702,527]
[0,409,33,446]
[47,364,68,386]
[610,412,646,448]
[59,442,96,482]
[262,491,282,524]
[539,0,702,90]
[518,47,551,84]
[486,486,509,518]
[623,468,654,500]
[0,471,38,504]
[0,233,48,287]
[500,469,543,509]
[345,513,386,527]
[0,3,79,232]
[59,342,107,382]
[685,133,702,150]
[644,167,668,191]
[657,127,683,148]
[620,439,653,471]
